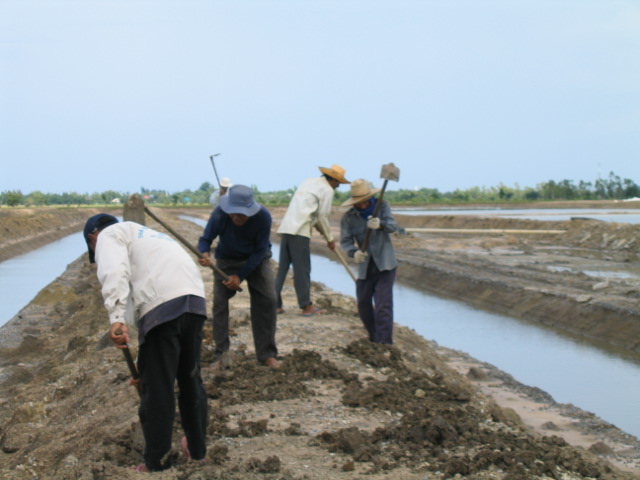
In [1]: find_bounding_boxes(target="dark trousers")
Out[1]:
[274,234,312,309]
[213,256,278,363]
[137,313,208,471]
[356,266,396,345]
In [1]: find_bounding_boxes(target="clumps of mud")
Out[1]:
[204,348,353,405]
[198,338,635,479]
[307,339,623,479]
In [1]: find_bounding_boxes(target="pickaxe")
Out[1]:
[360,162,400,252]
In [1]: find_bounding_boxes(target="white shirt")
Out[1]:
[95,222,205,327]
[277,176,334,241]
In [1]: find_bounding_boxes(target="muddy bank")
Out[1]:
[1,210,640,479]
[0,207,111,262]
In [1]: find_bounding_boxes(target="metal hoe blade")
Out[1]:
[380,162,400,182]
[360,162,401,252]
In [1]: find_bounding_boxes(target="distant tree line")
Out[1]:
[1,172,638,207]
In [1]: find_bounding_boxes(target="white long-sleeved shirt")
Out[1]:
[276,176,334,241]
[94,222,205,327]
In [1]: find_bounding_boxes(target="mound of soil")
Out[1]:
[1,206,640,479]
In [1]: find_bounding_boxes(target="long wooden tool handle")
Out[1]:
[319,231,357,282]
[360,179,388,252]
[333,248,357,282]
[114,328,141,397]
[143,206,242,292]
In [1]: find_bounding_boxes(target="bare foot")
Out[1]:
[264,357,281,368]
[301,306,327,316]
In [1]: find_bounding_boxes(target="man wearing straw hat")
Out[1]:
[275,164,350,316]
[340,179,399,344]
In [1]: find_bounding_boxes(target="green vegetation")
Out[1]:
[1,172,638,207]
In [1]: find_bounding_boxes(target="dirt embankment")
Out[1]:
[2,208,640,479]
[388,213,640,356]
[0,207,115,262]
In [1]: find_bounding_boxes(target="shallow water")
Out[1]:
[395,207,640,223]
[0,232,85,325]
[2,215,640,439]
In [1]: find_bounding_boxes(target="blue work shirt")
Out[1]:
[197,206,273,281]
[340,199,398,280]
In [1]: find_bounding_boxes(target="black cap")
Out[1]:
[83,214,119,263]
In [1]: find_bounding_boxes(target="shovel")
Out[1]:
[360,162,400,252]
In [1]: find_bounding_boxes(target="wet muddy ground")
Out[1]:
[1,205,639,479]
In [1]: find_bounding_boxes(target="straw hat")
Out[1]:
[318,164,350,184]
[341,179,381,206]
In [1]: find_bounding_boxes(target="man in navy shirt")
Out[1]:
[198,185,279,372]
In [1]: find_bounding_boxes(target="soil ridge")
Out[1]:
[1,206,640,478]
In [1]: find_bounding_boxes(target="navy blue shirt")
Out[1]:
[197,206,272,281]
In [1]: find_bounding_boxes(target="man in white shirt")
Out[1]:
[83,214,208,472]
[274,164,349,316]
[209,177,232,209]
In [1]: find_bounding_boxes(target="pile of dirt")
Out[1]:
[1,206,640,479]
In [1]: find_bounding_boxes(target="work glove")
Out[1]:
[367,216,381,230]
[354,250,368,264]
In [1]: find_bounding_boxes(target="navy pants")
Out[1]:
[356,265,396,345]
[275,234,312,309]
[137,314,208,471]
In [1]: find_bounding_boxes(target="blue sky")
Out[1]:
[1,0,638,195]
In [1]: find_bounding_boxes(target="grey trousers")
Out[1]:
[213,255,278,363]
[274,234,312,309]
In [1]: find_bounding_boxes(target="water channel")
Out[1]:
[1,214,639,439]
[395,207,640,224]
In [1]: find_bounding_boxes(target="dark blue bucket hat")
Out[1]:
[83,213,119,263]
[219,185,261,217]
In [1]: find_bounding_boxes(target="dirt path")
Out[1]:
[1,206,639,479]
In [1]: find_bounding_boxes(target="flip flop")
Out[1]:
[132,464,149,472]
[302,307,327,317]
